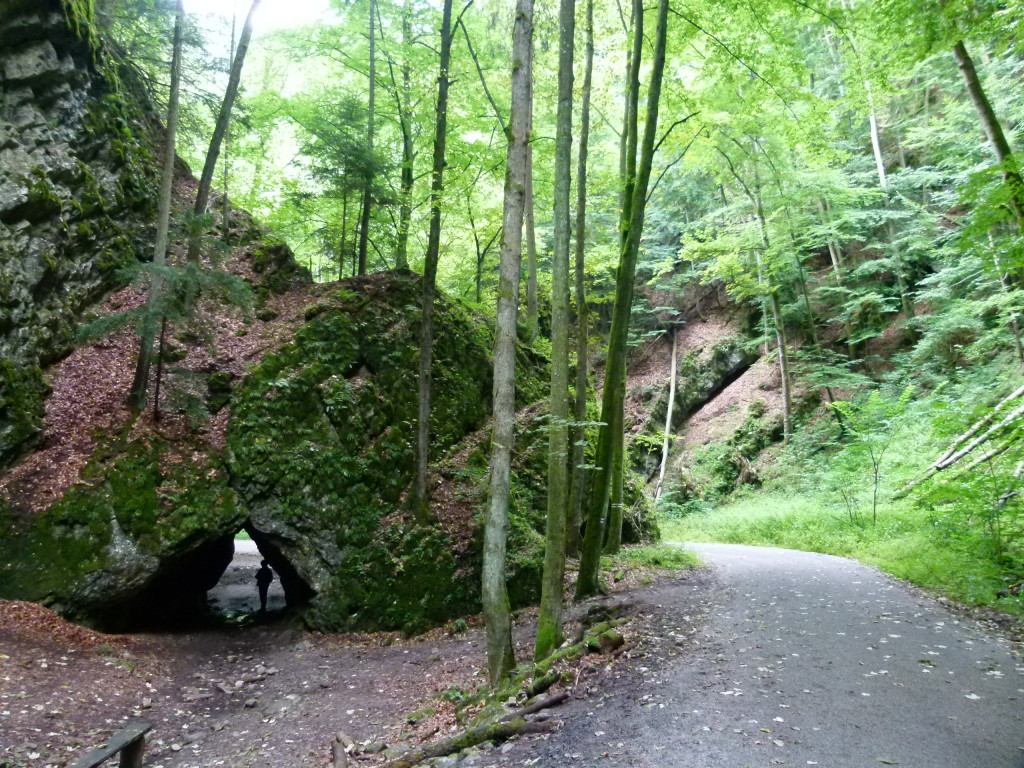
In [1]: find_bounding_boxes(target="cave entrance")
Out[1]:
[111,520,314,631]
[206,536,287,618]
[205,521,314,623]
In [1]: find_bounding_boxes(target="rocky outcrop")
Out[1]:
[227,274,548,633]
[0,0,159,466]
[0,274,554,633]
[630,336,757,477]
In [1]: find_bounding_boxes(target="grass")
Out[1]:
[612,543,701,569]
[660,493,1023,615]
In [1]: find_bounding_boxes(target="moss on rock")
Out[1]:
[228,272,551,632]
[0,358,49,466]
[0,435,242,625]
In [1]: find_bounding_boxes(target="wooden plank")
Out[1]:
[69,723,152,768]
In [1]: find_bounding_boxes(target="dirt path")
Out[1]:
[477,543,1024,768]
[0,564,711,768]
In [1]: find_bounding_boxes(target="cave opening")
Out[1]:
[104,520,314,631]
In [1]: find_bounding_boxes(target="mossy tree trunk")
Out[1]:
[577,0,669,599]
[186,0,259,264]
[128,0,183,414]
[413,0,456,521]
[567,0,594,557]
[482,0,532,686]
[535,0,574,663]
[605,401,624,554]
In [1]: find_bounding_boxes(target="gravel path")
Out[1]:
[482,543,1024,768]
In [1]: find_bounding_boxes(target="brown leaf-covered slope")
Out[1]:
[0,177,319,514]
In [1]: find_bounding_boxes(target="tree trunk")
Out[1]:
[395,0,413,271]
[412,0,456,520]
[186,0,259,263]
[577,0,644,598]
[357,0,376,275]
[482,0,533,687]
[993,244,1024,363]
[567,0,594,556]
[128,0,184,414]
[654,326,677,501]
[525,143,539,342]
[535,0,575,663]
[340,188,349,279]
[604,383,624,554]
[865,85,914,319]
[577,0,669,600]
[222,6,236,235]
[952,39,1024,227]
[752,191,792,444]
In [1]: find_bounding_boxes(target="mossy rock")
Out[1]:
[0,435,243,627]
[0,358,49,466]
[228,272,548,632]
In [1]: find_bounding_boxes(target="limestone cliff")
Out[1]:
[0,0,159,467]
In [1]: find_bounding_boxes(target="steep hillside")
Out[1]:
[618,282,797,505]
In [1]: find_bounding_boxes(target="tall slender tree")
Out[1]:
[951,40,1024,227]
[482,0,533,686]
[128,0,185,413]
[568,0,594,555]
[577,0,671,599]
[412,0,460,520]
[534,0,575,662]
[186,0,260,263]
[357,0,376,275]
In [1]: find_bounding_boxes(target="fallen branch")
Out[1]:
[956,429,1023,477]
[499,691,569,722]
[936,383,1024,466]
[377,718,557,768]
[896,399,1024,497]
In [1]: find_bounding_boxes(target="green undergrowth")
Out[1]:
[605,543,700,570]
[661,494,1022,614]
[660,360,1024,617]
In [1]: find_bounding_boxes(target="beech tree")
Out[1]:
[576,0,671,599]
[482,0,532,686]
[412,0,461,519]
[356,0,376,275]
[534,0,574,662]
[567,0,594,555]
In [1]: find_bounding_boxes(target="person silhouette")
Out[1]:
[255,560,274,613]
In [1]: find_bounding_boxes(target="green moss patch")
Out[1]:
[0,358,48,466]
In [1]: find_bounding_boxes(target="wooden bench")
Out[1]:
[69,722,152,768]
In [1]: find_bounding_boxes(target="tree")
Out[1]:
[576,0,671,600]
[186,0,260,263]
[412,0,462,519]
[128,0,185,414]
[567,0,594,555]
[534,0,575,662]
[356,0,377,275]
[482,0,533,686]
[951,39,1024,228]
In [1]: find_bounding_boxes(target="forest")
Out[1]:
[0,0,1023,765]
